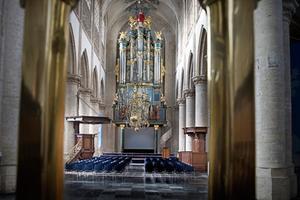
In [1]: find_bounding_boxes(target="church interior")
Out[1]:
[0,0,300,199]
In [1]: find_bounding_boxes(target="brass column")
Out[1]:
[203,0,256,199]
[17,0,77,199]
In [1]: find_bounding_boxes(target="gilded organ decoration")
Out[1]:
[116,11,164,85]
[112,10,167,131]
[115,58,120,82]
[155,31,163,41]
[143,16,152,29]
[119,32,127,41]
[129,16,137,29]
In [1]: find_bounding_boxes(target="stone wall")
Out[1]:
[175,0,208,153]
[0,0,24,193]
[64,9,107,159]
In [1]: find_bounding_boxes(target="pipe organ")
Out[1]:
[113,11,167,130]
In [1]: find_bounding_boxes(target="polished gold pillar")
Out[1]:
[203,0,256,199]
[17,0,77,199]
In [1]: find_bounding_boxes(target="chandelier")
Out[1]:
[112,1,167,131]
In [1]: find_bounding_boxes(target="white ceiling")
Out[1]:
[102,0,182,34]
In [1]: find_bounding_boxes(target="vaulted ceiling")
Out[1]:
[103,0,180,76]
[102,0,182,36]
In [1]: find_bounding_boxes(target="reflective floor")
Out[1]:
[64,172,208,200]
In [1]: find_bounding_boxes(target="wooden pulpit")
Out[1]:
[76,134,95,160]
[179,127,208,172]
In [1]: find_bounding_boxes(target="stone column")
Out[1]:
[64,75,80,160]
[193,75,208,127]
[115,127,123,153]
[254,0,297,199]
[177,98,186,152]
[172,105,179,154]
[185,90,195,151]
[0,0,24,193]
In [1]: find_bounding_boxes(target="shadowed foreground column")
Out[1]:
[255,0,298,199]
[17,0,77,199]
[203,0,256,199]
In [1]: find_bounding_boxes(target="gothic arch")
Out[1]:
[92,67,99,97]
[68,23,76,74]
[198,27,207,76]
[80,50,89,88]
[186,51,194,90]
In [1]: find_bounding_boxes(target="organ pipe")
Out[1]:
[116,13,164,86]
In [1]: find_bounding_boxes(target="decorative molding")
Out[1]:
[177,98,186,105]
[283,0,299,23]
[184,89,195,97]
[90,96,102,104]
[67,74,81,84]
[192,75,207,85]
[78,87,92,95]
[183,126,208,136]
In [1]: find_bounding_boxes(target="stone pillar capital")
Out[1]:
[67,74,81,85]
[184,89,195,98]
[192,75,207,85]
[78,87,92,96]
[177,98,186,105]
[283,0,299,23]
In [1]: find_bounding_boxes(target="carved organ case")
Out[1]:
[113,11,167,127]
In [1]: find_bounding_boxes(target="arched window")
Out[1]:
[92,68,98,97]
[80,51,89,88]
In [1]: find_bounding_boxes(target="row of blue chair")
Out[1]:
[65,156,132,173]
[145,157,194,173]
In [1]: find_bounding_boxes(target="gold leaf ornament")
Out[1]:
[119,32,127,41]
[129,16,137,28]
[155,31,163,41]
[144,16,152,29]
